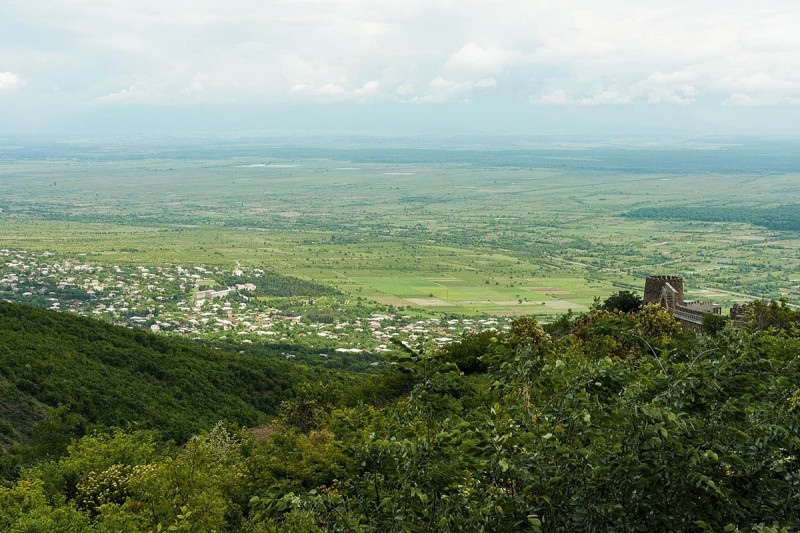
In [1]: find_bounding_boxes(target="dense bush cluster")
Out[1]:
[217,271,340,298]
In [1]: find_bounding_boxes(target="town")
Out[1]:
[0,249,511,369]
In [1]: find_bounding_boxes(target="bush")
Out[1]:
[602,290,643,313]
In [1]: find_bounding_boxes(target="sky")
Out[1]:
[2,0,800,138]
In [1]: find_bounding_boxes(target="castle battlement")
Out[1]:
[643,275,721,329]
[644,275,684,306]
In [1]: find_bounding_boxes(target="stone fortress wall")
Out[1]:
[643,275,721,329]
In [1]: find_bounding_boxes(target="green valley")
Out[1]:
[1,139,800,531]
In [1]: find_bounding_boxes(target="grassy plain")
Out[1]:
[1,139,799,315]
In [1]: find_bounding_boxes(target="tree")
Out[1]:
[602,290,643,313]
[701,313,728,337]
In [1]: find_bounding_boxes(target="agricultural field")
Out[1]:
[1,138,800,318]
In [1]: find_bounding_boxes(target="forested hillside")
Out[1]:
[0,301,326,450]
[1,298,798,531]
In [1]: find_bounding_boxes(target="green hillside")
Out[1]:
[0,301,321,446]
[1,299,798,531]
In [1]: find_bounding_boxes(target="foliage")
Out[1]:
[19,406,88,464]
[436,330,496,374]
[1,305,799,531]
[0,301,324,447]
[567,304,683,359]
[702,312,729,337]
[260,319,798,531]
[602,290,643,313]
[217,271,340,298]
[628,204,800,232]
[736,299,800,335]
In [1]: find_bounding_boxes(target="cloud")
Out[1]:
[352,80,381,98]
[633,71,699,104]
[535,86,629,105]
[182,73,209,94]
[474,78,497,88]
[291,83,347,97]
[445,42,529,78]
[395,83,415,96]
[725,92,800,106]
[4,0,800,136]
[536,89,571,105]
[289,80,382,101]
[95,84,153,103]
[410,76,497,103]
[0,72,25,92]
[717,73,800,105]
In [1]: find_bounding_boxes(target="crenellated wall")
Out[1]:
[644,275,684,305]
[643,275,723,330]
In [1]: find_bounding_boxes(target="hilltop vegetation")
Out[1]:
[0,301,331,454]
[1,299,798,531]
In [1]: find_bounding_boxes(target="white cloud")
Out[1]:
[3,0,800,129]
[445,42,529,78]
[536,89,571,105]
[634,71,699,104]
[0,72,25,91]
[395,83,415,96]
[291,83,347,97]
[723,75,800,105]
[535,86,629,105]
[289,79,382,101]
[474,78,497,88]
[724,92,800,106]
[182,73,209,94]
[96,84,154,103]
[352,80,381,98]
[410,76,497,103]
[587,87,630,105]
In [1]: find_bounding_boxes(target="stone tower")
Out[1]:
[644,275,684,306]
